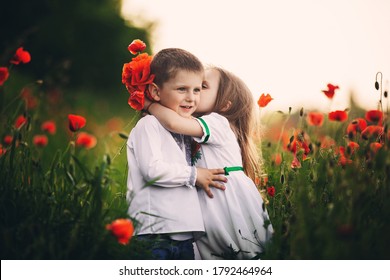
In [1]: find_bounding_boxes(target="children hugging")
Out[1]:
[123,41,273,260]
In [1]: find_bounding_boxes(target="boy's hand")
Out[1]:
[196,168,227,198]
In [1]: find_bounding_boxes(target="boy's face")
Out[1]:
[158,70,203,118]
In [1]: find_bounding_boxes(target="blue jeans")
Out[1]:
[137,234,195,260]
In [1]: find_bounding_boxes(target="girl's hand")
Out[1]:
[143,98,153,112]
[196,168,227,198]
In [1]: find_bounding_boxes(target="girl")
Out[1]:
[145,66,273,259]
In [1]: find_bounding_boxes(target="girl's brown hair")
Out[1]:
[211,66,263,182]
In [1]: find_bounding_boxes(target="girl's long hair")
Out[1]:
[211,66,263,182]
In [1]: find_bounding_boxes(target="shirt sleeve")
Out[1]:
[193,113,229,146]
[128,116,195,188]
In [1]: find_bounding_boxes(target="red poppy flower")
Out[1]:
[128,39,146,55]
[122,54,155,90]
[291,155,301,169]
[10,47,31,65]
[41,120,56,135]
[127,90,145,111]
[347,141,359,155]
[370,142,383,153]
[365,110,383,125]
[0,144,6,157]
[287,131,311,156]
[68,114,86,132]
[322,83,339,99]
[254,177,261,186]
[328,110,348,122]
[14,115,27,129]
[257,93,273,108]
[122,53,155,110]
[3,135,13,146]
[75,132,97,149]
[361,125,384,141]
[21,88,38,109]
[338,146,352,166]
[261,175,269,187]
[106,218,134,245]
[267,186,276,197]
[0,67,9,86]
[319,135,336,149]
[33,135,48,147]
[346,118,367,137]
[307,112,324,127]
[272,153,282,166]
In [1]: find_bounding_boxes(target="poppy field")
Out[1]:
[1,47,389,260]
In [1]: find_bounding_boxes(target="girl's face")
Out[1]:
[196,68,220,115]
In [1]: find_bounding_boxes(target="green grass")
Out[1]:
[261,109,390,259]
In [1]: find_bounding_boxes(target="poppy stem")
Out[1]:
[275,107,292,153]
[375,72,383,113]
[385,80,389,120]
[328,98,333,113]
[0,81,42,115]
[112,113,139,161]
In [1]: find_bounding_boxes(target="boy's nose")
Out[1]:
[186,91,196,101]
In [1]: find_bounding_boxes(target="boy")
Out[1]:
[127,48,226,260]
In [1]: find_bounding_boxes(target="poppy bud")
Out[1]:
[280,174,285,184]
[299,107,304,117]
[375,81,379,90]
[384,91,388,98]
[118,132,128,140]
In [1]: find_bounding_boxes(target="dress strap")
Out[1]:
[224,166,244,175]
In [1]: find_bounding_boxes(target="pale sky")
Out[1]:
[122,0,390,114]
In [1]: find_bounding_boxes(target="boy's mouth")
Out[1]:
[180,105,193,110]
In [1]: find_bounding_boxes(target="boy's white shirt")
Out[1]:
[126,115,205,237]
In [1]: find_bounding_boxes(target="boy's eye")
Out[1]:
[202,83,208,89]
[194,88,201,94]
[178,87,186,91]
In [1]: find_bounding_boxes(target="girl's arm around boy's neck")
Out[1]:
[146,101,203,138]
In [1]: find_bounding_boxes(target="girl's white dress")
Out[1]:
[194,113,273,260]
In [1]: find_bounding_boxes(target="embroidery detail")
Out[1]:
[171,132,192,166]
[191,140,202,165]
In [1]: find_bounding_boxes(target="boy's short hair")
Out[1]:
[150,48,204,86]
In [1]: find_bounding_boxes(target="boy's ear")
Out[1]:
[221,100,232,112]
[148,83,161,101]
